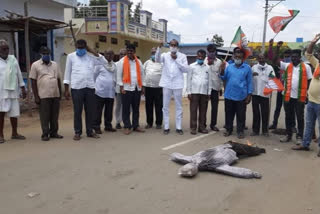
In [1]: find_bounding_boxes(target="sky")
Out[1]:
[79,0,320,45]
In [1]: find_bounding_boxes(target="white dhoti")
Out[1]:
[0,98,20,117]
[163,88,183,130]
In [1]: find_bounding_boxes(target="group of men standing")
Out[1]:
[1,34,320,157]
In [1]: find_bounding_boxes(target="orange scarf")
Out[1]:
[123,56,142,87]
[283,62,308,102]
[313,64,320,79]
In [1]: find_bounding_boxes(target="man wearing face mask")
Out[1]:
[205,44,224,132]
[143,47,163,129]
[155,39,189,135]
[251,54,275,137]
[220,49,253,139]
[187,49,210,135]
[115,49,127,129]
[274,41,312,143]
[0,40,26,144]
[30,46,63,141]
[268,40,293,130]
[64,39,108,141]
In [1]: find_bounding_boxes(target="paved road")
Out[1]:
[0,98,319,214]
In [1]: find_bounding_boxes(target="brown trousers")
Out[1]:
[190,94,208,131]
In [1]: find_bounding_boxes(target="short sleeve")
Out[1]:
[29,62,38,80]
[306,64,313,80]
[280,61,288,71]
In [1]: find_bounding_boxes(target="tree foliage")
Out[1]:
[211,34,224,47]
[89,0,107,6]
[134,2,142,23]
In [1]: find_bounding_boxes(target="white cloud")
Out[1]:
[76,0,317,44]
[187,0,240,10]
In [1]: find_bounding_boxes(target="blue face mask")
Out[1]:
[197,59,204,65]
[283,57,291,63]
[151,55,155,61]
[41,55,50,64]
[76,48,87,57]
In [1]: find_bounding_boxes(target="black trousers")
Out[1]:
[145,87,163,126]
[39,98,60,136]
[93,95,114,130]
[225,99,246,134]
[272,91,296,128]
[122,89,141,129]
[252,95,269,134]
[210,89,219,128]
[271,91,283,127]
[283,98,305,138]
[71,88,95,136]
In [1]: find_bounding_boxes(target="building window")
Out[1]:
[111,24,117,30]
[111,11,117,16]
[111,17,117,23]
[133,41,138,47]
[136,28,139,34]
[111,3,117,9]
[111,38,118,44]
[125,40,130,46]
[99,35,107,43]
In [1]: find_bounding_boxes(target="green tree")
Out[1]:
[128,1,134,21]
[211,34,224,47]
[89,0,107,6]
[134,2,142,23]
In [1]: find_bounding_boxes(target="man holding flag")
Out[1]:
[292,34,320,157]
[274,42,312,143]
[220,48,252,139]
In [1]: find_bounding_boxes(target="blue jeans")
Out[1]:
[302,101,320,148]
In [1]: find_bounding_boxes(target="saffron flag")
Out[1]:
[263,74,284,96]
[231,26,251,59]
[268,10,300,33]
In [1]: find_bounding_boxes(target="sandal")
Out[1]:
[0,137,5,144]
[11,134,26,140]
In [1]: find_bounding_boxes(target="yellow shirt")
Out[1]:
[305,53,320,104]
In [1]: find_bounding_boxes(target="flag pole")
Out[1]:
[224,44,232,61]
[273,32,280,40]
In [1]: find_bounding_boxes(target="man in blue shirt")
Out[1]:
[221,49,253,139]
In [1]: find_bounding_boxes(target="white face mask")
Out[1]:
[234,59,242,65]
[170,46,178,53]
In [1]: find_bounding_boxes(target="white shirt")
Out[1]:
[205,57,223,91]
[94,61,116,98]
[252,63,275,98]
[0,55,25,99]
[116,57,144,91]
[64,52,107,89]
[115,60,122,93]
[187,62,210,95]
[143,59,163,88]
[280,61,312,99]
[155,47,189,89]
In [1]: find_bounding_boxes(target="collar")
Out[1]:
[233,63,245,69]
[0,56,9,62]
[41,59,52,66]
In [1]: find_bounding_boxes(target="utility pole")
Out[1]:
[262,0,269,53]
[261,0,285,53]
[24,0,32,116]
